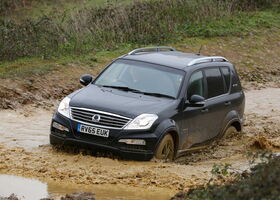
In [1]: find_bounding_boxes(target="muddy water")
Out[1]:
[0,88,280,198]
[0,174,173,200]
[0,108,52,148]
[245,88,280,116]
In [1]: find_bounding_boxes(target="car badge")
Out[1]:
[92,114,101,122]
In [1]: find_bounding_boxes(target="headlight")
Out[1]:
[57,97,71,118]
[124,114,158,130]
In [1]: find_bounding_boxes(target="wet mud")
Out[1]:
[0,87,280,199]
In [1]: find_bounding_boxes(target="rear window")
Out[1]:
[221,67,231,92]
[205,68,224,98]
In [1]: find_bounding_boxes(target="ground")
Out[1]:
[0,28,280,199]
[0,87,280,199]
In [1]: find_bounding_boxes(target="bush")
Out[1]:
[172,154,280,200]
[0,0,279,61]
[0,0,33,15]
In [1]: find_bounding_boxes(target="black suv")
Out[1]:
[50,47,245,161]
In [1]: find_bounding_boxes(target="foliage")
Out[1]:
[173,153,280,200]
[0,0,279,61]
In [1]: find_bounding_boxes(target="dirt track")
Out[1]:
[0,87,280,199]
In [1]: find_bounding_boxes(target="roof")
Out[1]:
[122,51,206,70]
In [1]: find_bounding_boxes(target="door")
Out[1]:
[203,67,229,140]
[181,70,210,149]
[181,67,230,150]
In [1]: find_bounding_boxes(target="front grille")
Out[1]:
[71,107,131,129]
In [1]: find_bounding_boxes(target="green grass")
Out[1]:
[173,155,280,200]
[0,45,134,78]
[181,11,280,37]
[1,0,131,21]
[0,57,57,78]
[0,0,279,64]
[1,10,280,79]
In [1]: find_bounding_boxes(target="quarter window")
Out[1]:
[221,67,231,92]
[187,71,204,99]
[205,68,224,98]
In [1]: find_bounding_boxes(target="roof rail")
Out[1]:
[128,46,176,55]
[187,56,228,66]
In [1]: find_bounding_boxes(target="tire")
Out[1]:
[223,126,237,138]
[155,134,175,161]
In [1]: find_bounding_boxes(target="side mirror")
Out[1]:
[186,95,205,107]
[80,74,93,86]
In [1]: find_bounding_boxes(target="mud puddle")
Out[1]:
[0,87,279,196]
[0,174,173,200]
[0,108,52,149]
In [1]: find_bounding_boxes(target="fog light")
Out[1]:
[52,122,69,132]
[118,139,146,145]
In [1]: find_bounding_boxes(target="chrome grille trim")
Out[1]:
[70,107,132,129]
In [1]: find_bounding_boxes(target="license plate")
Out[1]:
[77,124,109,138]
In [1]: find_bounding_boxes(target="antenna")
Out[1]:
[197,45,203,55]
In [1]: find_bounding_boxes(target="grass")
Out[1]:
[1,0,131,21]
[2,25,280,81]
[0,58,57,78]
[172,155,280,200]
[0,45,133,78]
[0,0,279,62]
[180,11,280,37]
[0,0,279,79]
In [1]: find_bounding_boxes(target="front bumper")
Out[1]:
[50,112,158,161]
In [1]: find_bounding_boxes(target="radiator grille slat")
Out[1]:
[71,107,131,129]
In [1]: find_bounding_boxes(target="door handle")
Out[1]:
[224,101,231,106]
[201,108,209,113]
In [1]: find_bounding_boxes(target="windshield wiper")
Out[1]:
[142,92,176,99]
[101,85,175,99]
[101,85,142,93]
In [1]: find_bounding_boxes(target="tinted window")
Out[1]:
[231,69,242,92]
[94,59,184,98]
[221,67,230,92]
[205,68,224,98]
[187,71,204,99]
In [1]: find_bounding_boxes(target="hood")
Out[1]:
[69,84,176,118]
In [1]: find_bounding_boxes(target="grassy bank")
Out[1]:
[172,155,280,200]
[1,26,280,81]
[0,0,279,61]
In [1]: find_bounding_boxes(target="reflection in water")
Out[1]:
[0,175,173,200]
[0,175,49,200]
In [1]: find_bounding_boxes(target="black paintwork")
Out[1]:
[50,50,245,160]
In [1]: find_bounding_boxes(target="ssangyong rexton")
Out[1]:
[50,47,245,161]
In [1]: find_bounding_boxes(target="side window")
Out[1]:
[221,67,231,92]
[205,68,224,98]
[231,68,242,92]
[187,71,204,99]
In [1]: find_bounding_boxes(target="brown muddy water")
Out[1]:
[0,174,173,200]
[0,88,280,199]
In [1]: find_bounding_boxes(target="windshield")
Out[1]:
[94,59,184,98]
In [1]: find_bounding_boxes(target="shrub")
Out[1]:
[0,0,279,61]
[172,154,280,200]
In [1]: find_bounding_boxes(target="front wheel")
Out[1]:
[223,126,237,138]
[155,134,175,161]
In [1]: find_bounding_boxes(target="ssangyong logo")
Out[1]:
[92,114,101,122]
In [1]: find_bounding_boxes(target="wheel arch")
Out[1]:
[154,125,179,157]
[231,120,242,132]
[220,110,243,137]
